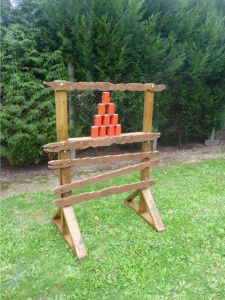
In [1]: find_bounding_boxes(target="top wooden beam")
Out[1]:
[43,80,166,92]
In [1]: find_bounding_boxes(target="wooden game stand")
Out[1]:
[44,81,166,259]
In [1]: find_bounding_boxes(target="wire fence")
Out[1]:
[68,90,179,147]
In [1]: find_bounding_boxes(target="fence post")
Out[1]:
[139,90,154,213]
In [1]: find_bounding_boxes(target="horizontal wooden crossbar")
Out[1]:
[44,81,166,92]
[48,151,159,169]
[53,179,155,207]
[44,132,160,153]
[52,159,159,195]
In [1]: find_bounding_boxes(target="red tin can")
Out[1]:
[111,114,118,125]
[103,114,110,126]
[107,103,115,115]
[94,115,102,126]
[102,92,110,103]
[114,124,121,135]
[98,103,106,115]
[107,126,114,136]
[99,126,106,137]
[91,126,99,138]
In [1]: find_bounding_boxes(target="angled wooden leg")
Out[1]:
[125,188,165,232]
[125,190,154,227]
[141,188,164,232]
[53,206,87,259]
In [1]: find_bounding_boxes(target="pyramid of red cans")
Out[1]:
[91,92,122,138]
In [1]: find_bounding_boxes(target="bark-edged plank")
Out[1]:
[52,159,159,194]
[44,132,160,153]
[53,179,155,207]
[44,81,166,92]
[48,151,159,169]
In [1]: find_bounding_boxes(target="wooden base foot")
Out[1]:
[125,188,165,232]
[53,207,87,259]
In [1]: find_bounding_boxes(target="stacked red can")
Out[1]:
[91,92,122,138]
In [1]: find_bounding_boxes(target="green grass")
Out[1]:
[1,159,225,299]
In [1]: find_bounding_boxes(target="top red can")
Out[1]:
[102,92,110,103]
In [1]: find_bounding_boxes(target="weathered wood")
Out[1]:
[44,132,160,153]
[141,188,165,232]
[53,159,159,195]
[53,179,156,207]
[139,90,154,213]
[125,199,154,227]
[53,207,87,259]
[124,189,140,202]
[55,90,71,193]
[48,151,159,169]
[54,90,72,234]
[62,206,87,259]
[44,80,166,92]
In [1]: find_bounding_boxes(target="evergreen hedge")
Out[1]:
[1,0,225,165]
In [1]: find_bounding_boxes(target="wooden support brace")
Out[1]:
[125,188,165,232]
[139,90,154,213]
[53,206,87,259]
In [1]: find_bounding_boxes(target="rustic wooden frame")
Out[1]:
[44,80,166,259]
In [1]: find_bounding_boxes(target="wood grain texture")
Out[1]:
[44,80,166,92]
[52,159,159,194]
[55,90,71,193]
[44,132,160,153]
[62,206,87,259]
[139,90,154,213]
[53,179,156,207]
[48,151,160,169]
[141,188,165,232]
[54,90,72,234]
[53,207,87,259]
[124,189,140,202]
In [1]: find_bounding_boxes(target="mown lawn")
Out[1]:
[1,159,225,299]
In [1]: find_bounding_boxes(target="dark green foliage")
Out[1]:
[1,0,225,165]
[1,2,67,165]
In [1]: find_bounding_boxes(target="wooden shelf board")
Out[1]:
[44,132,160,152]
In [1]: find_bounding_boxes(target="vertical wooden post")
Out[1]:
[55,90,72,194]
[53,85,87,258]
[54,88,71,234]
[139,90,154,213]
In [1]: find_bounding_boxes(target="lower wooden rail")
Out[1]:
[53,179,155,207]
[52,159,159,195]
